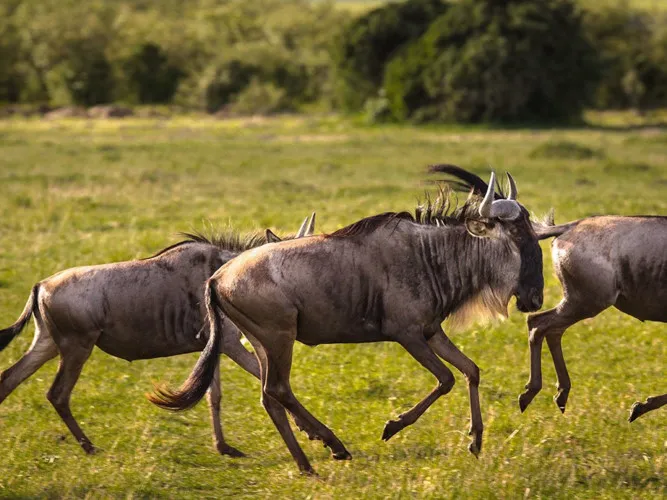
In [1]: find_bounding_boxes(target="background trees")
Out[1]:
[1,0,666,122]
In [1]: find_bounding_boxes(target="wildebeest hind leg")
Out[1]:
[221,327,316,441]
[244,334,314,474]
[0,324,58,404]
[629,393,667,422]
[427,329,482,455]
[262,335,351,462]
[207,362,245,457]
[46,341,97,454]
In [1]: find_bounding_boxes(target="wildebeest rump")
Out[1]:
[150,166,544,474]
[518,215,667,421]
[0,214,315,456]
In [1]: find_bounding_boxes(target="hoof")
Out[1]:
[332,449,352,461]
[300,466,318,476]
[468,428,483,458]
[81,442,97,455]
[554,389,569,413]
[628,402,643,423]
[381,419,403,442]
[218,444,246,458]
[518,390,536,413]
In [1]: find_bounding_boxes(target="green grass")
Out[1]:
[0,113,665,498]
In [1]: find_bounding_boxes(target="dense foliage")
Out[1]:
[384,0,599,123]
[331,0,448,111]
[584,5,667,111]
[0,0,347,112]
[1,0,666,121]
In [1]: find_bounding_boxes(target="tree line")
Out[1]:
[1,0,666,123]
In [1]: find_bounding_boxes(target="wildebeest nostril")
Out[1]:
[531,293,543,310]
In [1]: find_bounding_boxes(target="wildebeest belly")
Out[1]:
[615,293,667,322]
[296,314,390,346]
[96,327,208,361]
[614,253,667,322]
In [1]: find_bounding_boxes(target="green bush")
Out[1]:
[123,43,183,104]
[201,59,259,113]
[54,38,114,106]
[584,5,667,110]
[332,0,447,111]
[0,48,22,103]
[0,11,21,103]
[200,47,312,113]
[385,0,600,123]
[229,78,289,115]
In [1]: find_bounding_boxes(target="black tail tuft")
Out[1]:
[0,285,38,352]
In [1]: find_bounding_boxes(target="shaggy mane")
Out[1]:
[328,184,482,239]
[180,230,268,252]
[144,230,269,260]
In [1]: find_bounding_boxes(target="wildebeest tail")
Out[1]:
[147,280,223,411]
[0,284,39,352]
[531,210,582,240]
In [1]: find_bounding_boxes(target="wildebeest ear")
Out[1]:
[464,219,493,238]
[265,229,281,243]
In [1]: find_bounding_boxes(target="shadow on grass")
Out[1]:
[482,119,667,133]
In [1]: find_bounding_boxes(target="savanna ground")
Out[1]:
[0,112,665,498]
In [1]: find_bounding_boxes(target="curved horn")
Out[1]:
[479,172,495,218]
[295,216,309,238]
[506,172,517,200]
[305,212,316,236]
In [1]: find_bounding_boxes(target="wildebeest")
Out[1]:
[149,166,544,473]
[517,214,666,422]
[0,214,315,457]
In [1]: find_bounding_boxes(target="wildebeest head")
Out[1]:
[432,165,544,313]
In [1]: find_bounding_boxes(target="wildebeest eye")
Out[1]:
[465,219,494,238]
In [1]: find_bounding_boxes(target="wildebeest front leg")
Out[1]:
[520,299,607,413]
[381,329,456,442]
[545,333,570,412]
[221,329,260,379]
[427,329,483,455]
[207,362,245,457]
[381,376,453,443]
[629,393,667,422]
[518,321,545,413]
[384,334,482,455]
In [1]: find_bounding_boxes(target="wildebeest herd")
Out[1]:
[0,166,663,474]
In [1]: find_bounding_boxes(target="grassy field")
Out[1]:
[0,113,665,498]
